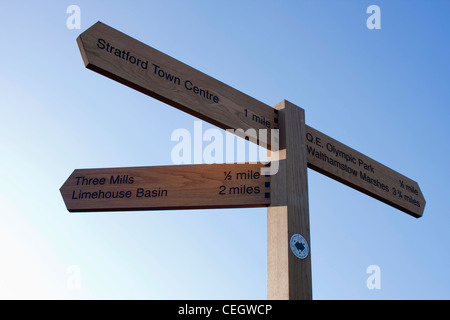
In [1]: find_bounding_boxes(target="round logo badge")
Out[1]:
[290,234,309,259]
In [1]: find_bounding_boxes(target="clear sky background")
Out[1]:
[0,1,449,299]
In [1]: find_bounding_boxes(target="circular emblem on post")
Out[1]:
[290,234,309,259]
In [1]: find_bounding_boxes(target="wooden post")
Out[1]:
[267,100,312,300]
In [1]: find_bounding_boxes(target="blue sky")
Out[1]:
[0,1,449,299]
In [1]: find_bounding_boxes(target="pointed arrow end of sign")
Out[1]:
[76,35,90,68]
[76,21,107,69]
[402,181,426,219]
[416,184,426,219]
[60,170,78,213]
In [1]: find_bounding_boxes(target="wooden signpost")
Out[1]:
[76,22,278,148]
[60,163,270,212]
[63,21,426,300]
[305,126,425,218]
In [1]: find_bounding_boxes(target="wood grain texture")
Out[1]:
[267,100,312,300]
[60,163,270,212]
[305,125,425,218]
[77,22,278,148]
